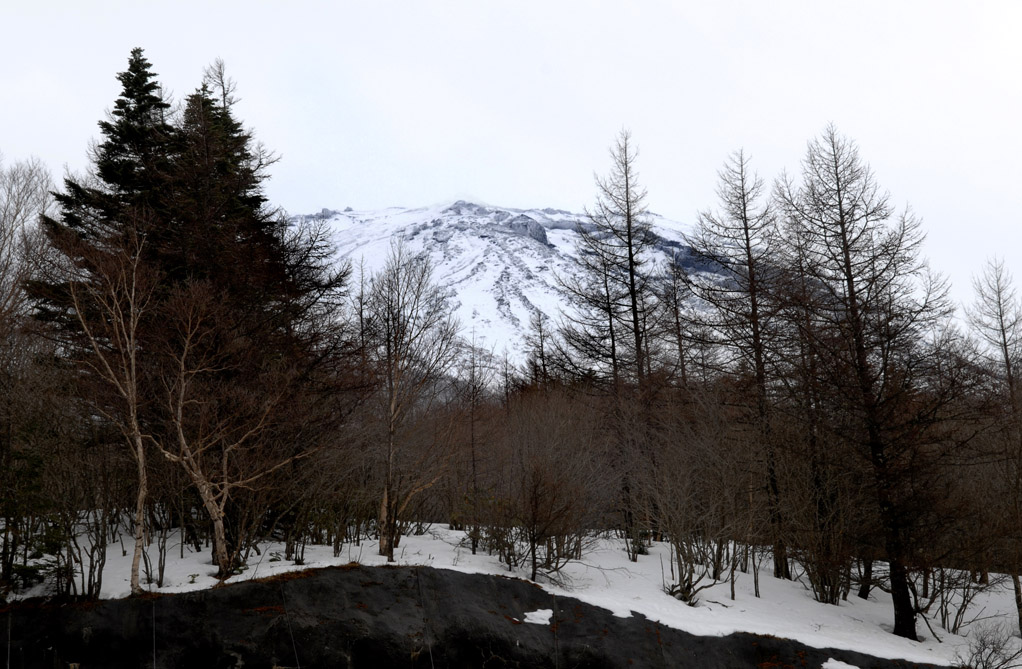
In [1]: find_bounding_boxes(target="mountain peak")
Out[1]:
[308,203,692,361]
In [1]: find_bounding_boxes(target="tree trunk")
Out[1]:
[210,513,231,579]
[378,486,394,562]
[129,432,147,595]
[857,558,873,600]
[889,558,917,640]
[530,533,538,581]
[1012,574,1022,638]
[192,480,231,579]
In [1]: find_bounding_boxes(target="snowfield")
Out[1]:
[35,525,1022,668]
[313,201,696,363]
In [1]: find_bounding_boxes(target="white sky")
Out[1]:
[2,1,1020,307]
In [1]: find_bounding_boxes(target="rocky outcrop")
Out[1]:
[3,565,940,668]
[505,214,549,245]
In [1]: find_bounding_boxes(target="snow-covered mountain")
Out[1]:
[306,201,697,361]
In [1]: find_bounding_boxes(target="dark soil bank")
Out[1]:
[3,565,942,668]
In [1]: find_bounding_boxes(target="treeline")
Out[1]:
[0,50,1019,644]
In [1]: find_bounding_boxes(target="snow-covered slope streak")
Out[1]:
[305,201,693,361]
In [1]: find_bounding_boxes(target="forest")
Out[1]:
[1,48,1020,647]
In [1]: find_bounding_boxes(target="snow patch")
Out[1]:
[523,609,554,625]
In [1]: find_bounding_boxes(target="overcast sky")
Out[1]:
[3,1,1020,306]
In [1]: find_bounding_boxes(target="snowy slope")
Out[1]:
[306,201,694,362]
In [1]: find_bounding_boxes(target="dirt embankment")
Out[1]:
[3,565,942,668]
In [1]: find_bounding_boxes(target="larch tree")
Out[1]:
[775,125,954,640]
[655,250,692,388]
[683,149,789,579]
[967,257,1022,634]
[773,212,856,603]
[558,130,661,562]
[563,130,657,388]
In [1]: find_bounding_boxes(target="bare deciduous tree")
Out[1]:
[967,257,1022,634]
[367,243,459,561]
[775,125,955,640]
[58,228,156,595]
[561,129,656,387]
[684,149,789,578]
[154,281,320,579]
[0,154,52,593]
[487,390,610,581]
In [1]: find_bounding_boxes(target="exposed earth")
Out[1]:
[3,564,942,668]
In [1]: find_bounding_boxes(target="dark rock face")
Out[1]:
[504,214,549,245]
[3,565,940,668]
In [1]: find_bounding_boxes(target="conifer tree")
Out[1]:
[683,150,790,579]
[29,49,350,584]
[27,47,172,596]
[775,125,956,639]
[94,48,173,212]
[560,130,659,563]
[30,47,172,328]
[561,130,656,387]
[151,69,348,576]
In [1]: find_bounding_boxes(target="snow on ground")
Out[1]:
[822,660,863,669]
[523,609,554,625]
[33,526,1020,667]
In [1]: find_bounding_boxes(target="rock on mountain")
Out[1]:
[306,201,698,362]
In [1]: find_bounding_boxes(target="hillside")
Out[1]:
[311,201,701,361]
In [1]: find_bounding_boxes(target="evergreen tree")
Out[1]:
[152,71,349,576]
[163,81,270,288]
[94,48,173,211]
[28,49,350,584]
[55,47,171,242]
[166,64,346,354]
[30,49,167,323]
[26,47,173,596]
